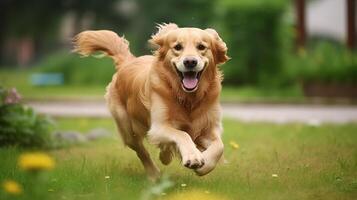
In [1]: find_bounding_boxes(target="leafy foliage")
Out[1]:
[220,0,287,85]
[34,52,115,85]
[290,43,357,84]
[0,87,54,148]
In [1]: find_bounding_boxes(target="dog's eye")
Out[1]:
[197,44,206,50]
[174,44,183,51]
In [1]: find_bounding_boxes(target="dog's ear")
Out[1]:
[149,23,178,47]
[205,28,230,65]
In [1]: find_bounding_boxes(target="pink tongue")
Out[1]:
[182,77,198,89]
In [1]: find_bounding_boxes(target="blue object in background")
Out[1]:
[31,73,64,86]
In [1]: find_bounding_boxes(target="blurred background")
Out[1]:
[1,1,357,199]
[0,0,356,103]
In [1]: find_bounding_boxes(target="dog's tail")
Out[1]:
[73,30,134,68]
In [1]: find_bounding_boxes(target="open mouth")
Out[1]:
[176,68,203,92]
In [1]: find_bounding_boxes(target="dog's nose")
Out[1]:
[183,57,198,69]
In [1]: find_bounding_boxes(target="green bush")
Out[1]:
[128,0,215,55]
[220,0,286,85]
[290,43,357,84]
[0,87,54,148]
[35,52,115,86]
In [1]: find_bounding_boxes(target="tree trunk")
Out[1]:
[295,0,306,49]
[347,0,356,50]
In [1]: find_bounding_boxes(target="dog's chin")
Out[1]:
[174,67,204,93]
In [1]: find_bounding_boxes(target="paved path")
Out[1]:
[29,101,357,124]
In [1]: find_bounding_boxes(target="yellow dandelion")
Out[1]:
[164,190,228,200]
[18,152,55,171]
[2,180,22,195]
[229,141,239,149]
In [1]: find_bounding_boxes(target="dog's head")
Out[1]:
[150,23,229,93]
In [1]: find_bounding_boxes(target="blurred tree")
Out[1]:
[346,0,356,50]
[221,0,286,85]
[0,0,64,66]
[0,0,216,66]
[128,0,215,54]
[64,0,130,33]
[295,0,306,49]
[0,0,129,67]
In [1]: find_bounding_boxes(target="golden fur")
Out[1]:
[73,23,229,179]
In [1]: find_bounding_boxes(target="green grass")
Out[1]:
[0,118,356,200]
[0,70,105,101]
[0,69,304,102]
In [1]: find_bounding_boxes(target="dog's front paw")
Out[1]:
[181,148,205,169]
[194,161,215,176]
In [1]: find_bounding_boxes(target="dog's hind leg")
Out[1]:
[114,117,160,180]
[129,139,160,180]
[108,101,160,180]
[129,120,160,180]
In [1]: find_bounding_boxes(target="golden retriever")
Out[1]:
[73,23,229,179]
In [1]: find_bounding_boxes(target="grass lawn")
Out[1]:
[0,69,304,102]
[0,70,105,101]
[0,118,356,200]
